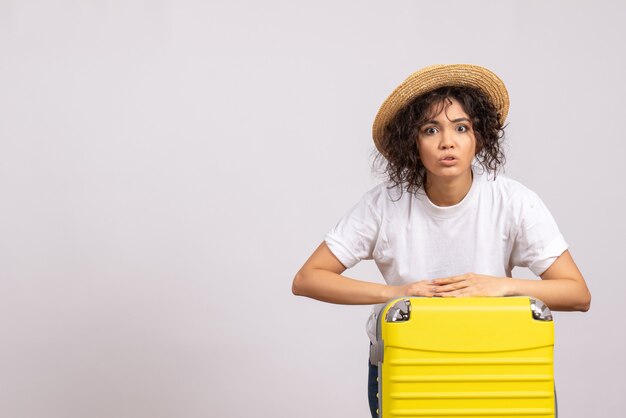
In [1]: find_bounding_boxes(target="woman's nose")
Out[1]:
[439,130,455,149]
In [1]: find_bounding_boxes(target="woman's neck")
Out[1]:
[424,172,473,207]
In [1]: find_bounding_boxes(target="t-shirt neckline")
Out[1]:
[415,170,483,219]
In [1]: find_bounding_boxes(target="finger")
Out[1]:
[433,284,457,292]
[426,285,437,296]
[433,281,468,292]
[435,291,459,297]
[432,276,464,285]
[452,287,482,297]
[408,284,438,297]
[433,286,458,295]
[434,285,473,297]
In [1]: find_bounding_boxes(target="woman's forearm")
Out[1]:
[431,251,591,311]
[511,250,591,311]
[292,268,397,305]
[508,277,591,311]
[292,242,428,305]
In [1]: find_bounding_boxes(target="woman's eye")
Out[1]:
[423,127,438,135]
[456,125,469,133]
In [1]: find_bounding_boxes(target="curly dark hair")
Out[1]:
[373,86,506,196]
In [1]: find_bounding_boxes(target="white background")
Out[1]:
[1,1,624,417]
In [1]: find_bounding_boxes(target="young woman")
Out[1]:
[291,64,591,417]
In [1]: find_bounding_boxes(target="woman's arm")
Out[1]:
[292,242,436,305]
[431,250,591,311]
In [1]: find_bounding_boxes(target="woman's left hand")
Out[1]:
[432,273,511,297]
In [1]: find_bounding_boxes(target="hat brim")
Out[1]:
[372,64,509,155]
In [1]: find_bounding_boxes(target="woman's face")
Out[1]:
[416,97,477,184]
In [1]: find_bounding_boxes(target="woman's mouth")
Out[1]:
[440,156,457,166]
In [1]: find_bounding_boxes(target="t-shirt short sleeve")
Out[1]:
[510,188,568,276]
[325,186,383,269]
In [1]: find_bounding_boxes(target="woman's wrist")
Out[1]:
[382,284,405,301]
[506,277,526,297]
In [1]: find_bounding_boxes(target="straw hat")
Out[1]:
[372,64,509,154]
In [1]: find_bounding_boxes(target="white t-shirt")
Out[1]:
[325,169,567,342]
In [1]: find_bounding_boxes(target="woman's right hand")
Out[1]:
[393,280,437,298]
[294,242,438,305]
[293,242,440,304]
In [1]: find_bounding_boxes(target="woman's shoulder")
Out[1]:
[351,181,415,219]
[352,179,389,199]
[480,172,547,218]
[363,180,417,204]
[481,172,537,200]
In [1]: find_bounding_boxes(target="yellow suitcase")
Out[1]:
[370,297,556,418]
